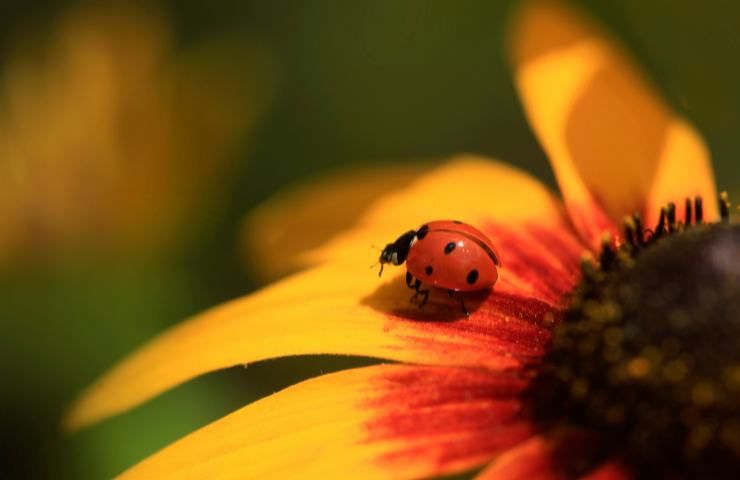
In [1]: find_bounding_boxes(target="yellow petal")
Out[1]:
[117,364,535,480]
[241,164,427,281]
[300,155,585,265]
[66,157,586,432]
[509,0,717,245]
[643,120,718,226]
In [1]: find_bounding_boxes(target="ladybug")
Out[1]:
[378,220,501,315]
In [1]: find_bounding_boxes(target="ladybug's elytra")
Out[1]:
[378,220,501,315]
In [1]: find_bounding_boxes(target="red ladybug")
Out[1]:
[378,220,501,315]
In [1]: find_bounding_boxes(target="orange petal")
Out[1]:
[241,164,427,281]
[474,428,600,480]
[65,157,586,431]
[116,365,535,480]
[509,0,717,246]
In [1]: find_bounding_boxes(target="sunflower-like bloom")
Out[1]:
[66,1,738,478]
[0,3,270,265]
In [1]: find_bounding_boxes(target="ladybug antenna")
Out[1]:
[370,261,385,277]
[370,244,382,252]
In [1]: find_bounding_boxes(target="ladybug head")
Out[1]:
[378,230,417,276]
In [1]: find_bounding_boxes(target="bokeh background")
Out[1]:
[1,1,738,478]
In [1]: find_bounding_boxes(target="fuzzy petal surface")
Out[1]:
[117,364,535,480]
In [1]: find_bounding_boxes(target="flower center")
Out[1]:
[532,195,740,478]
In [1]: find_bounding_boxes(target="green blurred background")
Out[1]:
[0,1,738,478]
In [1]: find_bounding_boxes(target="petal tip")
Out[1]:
[61,392,100,434]
[507,0,597,66]
[61,405,84,435]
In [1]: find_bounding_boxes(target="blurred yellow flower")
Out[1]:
[0,3,272,266]
[66,1,738,479]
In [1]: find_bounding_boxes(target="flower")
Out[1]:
[0,3,271,266]
[65,1,737,479]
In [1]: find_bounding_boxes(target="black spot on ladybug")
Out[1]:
[444,242,456,254]
[453,220,463,224]
[466,269,479,285]
[417,225,429,240]
[425,265,433,275]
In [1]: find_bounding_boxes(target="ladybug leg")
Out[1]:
[418,289,430,308]
[447,290,470,317]
[407,272,421,302]
[413,279,430,309]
